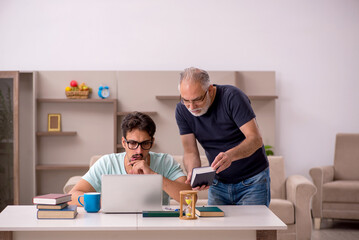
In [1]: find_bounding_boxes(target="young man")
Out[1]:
[69,112,191,206]
[175,67,270,206]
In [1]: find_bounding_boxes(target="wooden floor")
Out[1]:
[311,219,359,240]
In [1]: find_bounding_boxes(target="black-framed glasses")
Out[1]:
[124,138,153,150]
[180,90,208,105]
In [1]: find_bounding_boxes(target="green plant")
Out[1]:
[264,145,274,156]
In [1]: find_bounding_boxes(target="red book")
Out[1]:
[33,193,72,205]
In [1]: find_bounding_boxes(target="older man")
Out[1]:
[175,67,270,206]
[69,111,191,205]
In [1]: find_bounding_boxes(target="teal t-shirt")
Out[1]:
[82,152,185,205]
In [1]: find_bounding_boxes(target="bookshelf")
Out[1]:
[35,97,117,194]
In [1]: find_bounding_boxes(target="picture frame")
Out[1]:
[48,114,61,132]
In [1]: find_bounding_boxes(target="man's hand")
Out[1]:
[211,152,232,174]
[128,160,156,175]
[185,171,192,185]
[185,171,210,191]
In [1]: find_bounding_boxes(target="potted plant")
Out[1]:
[264,145,274,156]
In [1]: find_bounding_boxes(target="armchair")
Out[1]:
[269,156,317,240]
[309,133,359,230]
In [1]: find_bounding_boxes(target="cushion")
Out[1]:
[268,156,286,199]
[323,180,359,203]
[334,133,359,180]
[269,199,295,224]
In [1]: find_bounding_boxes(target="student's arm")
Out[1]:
[162,176,192,203]
[68,179,96,206]
[211,118,263,173]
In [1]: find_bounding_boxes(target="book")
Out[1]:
[33,193,72,205]
[195,206,224,217]
[142,211,183,217]
[37,205,78,219]
[190,166,216,188]
[37,202,68,210]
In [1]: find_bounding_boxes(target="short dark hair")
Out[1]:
[121,112,156,139]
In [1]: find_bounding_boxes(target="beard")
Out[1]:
[188,94,211,117]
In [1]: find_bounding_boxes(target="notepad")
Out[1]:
[142,211,183,217]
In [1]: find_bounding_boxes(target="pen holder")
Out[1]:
[179,190,197,220]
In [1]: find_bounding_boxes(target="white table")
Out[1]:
[0,205,286,240]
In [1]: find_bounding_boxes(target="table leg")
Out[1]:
[256,230,277,240]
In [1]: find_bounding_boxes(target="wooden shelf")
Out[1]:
[117,111,157,116]
[155,95,180,100]
[36,131,77,136]
[248,95,278,100]
[37,98,116,103]
[156,95,277,101]
[36,164,89,170]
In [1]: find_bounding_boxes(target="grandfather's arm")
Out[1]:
[180,133,202,184]
[212,118,263,173]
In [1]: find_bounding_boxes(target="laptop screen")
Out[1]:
[101,174,163,213]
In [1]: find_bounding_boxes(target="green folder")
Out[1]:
[142,211,182,217]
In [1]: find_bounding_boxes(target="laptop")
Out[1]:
[101,174,163,213]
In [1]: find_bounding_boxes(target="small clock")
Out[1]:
[98,86,110,99]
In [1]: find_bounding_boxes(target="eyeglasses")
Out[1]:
[124,138,153,150]
[180,90,208,105]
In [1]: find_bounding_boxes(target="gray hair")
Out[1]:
[179,67,210,91]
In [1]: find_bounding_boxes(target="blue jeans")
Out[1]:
[208,168,271,206]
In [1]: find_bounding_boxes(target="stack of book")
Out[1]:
[33,193,78,219]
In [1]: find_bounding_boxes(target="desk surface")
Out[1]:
[0,205,286,231]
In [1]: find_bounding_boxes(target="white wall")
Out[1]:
[1,0,359,179]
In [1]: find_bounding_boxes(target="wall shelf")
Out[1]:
[248,95,278,100]
[156,95,277,101]
[117,111,157,116]
[36,164,88,170]
[155,96,180,100]
[37,98,117,103]
[36,131,77,136]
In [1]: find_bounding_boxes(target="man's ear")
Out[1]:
[122,137,126,149]
[208,84,214,92]
[151,137,155,147]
